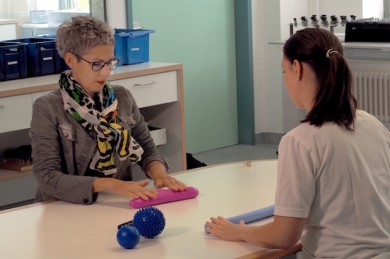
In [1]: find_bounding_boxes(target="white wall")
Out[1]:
[253,0,309,134]
[317,0,363,19]
[105,0,127,28]
[363,0,384,18]
[252,0,282,134]
[316,0,384,20]
[280,0,310,41]
[280,0,310,132]
[253,0,369,135]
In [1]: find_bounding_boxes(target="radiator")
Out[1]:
[352,71,390,122]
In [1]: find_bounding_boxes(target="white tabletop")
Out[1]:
[0,160,297,259]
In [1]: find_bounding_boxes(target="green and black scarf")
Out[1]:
[59,71,143,175]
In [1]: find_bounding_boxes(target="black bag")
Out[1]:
[186,153,207,169]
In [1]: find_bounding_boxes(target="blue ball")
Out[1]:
[116,225,140,249]
[133,207,166,239]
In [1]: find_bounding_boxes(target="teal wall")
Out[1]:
[132,0,237,153]
[235,0,255,144]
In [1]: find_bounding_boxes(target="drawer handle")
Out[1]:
[134,81,157,87]
[0,104,5,109]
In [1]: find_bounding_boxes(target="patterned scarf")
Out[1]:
[59,71,144,175]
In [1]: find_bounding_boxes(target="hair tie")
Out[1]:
[326,49,338,59]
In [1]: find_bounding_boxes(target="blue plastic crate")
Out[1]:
[35,34,69,71]
[114,29,155,65]
[3,37,63,77]
[0,42,28,81]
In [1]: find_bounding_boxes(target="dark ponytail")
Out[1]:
[283,28,357,131]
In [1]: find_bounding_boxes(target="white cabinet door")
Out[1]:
[111,71,178,108]
[0,23,17,41]
[0,94,32,133]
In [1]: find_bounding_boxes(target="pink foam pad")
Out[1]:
[129,187,199,209]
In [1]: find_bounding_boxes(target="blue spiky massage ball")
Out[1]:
[133,206,166,239]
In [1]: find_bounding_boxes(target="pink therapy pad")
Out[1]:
[129,187,199,208]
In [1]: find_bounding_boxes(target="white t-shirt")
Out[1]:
[275,110,390,259]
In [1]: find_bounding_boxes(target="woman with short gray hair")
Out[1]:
[30,16,186,204]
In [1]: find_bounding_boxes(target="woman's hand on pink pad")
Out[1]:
[129,187,199,208]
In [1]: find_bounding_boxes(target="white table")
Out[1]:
[0,160,301,258]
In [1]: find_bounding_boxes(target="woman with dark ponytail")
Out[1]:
[207,28,390,258]
[283,28,357,130]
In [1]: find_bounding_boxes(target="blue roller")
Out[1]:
[226,205,275,224]
[205,205,275,234]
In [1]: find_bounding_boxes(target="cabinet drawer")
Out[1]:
[0,94,33,133]
[110,71,178,108]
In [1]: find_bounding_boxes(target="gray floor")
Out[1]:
[192,143,279,166]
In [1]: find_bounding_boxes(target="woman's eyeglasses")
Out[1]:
[73,53,120,71]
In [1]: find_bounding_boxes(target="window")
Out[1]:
[0,0,105,40]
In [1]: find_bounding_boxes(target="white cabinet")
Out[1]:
[0,19,18,41]
[0,91,49,134]
[0,62,186,206]
[0,94,32,133]
[111,71,178,108]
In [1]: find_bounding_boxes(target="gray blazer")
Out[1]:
[30,85,168,204]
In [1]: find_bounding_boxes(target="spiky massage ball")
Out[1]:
[133,206,166,239]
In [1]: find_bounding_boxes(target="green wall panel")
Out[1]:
[235,0,255,144]
[133,0,238,153]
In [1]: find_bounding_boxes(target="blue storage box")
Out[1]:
[0,42,28,81]
[34,34,69,71]
[114,29,155,65]
[3,38,63,77]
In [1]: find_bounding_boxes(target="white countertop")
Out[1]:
[0,62,181,97]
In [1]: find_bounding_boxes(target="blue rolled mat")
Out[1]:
[226,205,275,224]
[205,205,275,233]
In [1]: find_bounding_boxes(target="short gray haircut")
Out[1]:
[56,15,115,58]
